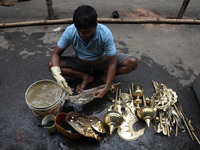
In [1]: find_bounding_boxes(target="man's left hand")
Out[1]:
[93,88,109,98]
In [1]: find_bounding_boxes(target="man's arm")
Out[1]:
[93,54,117,98]
[51,45,64,67]
[104,55,117,90]
[50,45,72,93]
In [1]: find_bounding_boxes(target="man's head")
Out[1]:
[73,5,98,42]
[73,5,97,29]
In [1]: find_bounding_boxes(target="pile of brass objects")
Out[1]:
[151,81,200,144]
[104,86,145,141]
[103,81,200,144]
[65,112,106,141]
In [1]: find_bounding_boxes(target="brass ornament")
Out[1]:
[104,87,145,140]
[137,96,156,127]
[65,112,103,140]
[117,104,145,141]
[104,87,124,135]
[88,115,106,134]
[151,81,200,144]
[132,85,143,110]
[104,110,124,135]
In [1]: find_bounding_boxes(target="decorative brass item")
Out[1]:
[106,88,145,141]
[132,84,143,110]
[55,113,82,140]
[151,81,181,136]
[120,90,135,114]
[104,88,124,135]
[117,101,145,141]
[65,112,101,140]
[120,92,131,103]
[151,81,200,145]
[104,111,124,135]
[137,96,156,127]
[88,115,106,134]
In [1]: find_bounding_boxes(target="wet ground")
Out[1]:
[0,0,200,150]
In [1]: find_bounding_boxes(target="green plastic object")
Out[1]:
[192,74,200,105]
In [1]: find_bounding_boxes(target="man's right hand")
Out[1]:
[51,66,72,94]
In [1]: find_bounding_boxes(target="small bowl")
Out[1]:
[42,114,57,134]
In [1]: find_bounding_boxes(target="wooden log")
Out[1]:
[46,0,54,20]
[177,0,191,19]
[1,18,200,28]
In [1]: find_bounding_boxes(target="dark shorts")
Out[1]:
[61,53,132,75]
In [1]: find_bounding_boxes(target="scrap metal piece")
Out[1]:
[174,103,194,141]
[188,120,200,144]
[88,115,106,134]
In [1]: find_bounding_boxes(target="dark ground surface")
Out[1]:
[0,0,200,150]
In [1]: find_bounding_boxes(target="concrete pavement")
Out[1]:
[0,0,200,150]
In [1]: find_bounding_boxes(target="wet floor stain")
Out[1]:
[114,39,129,54]
[117,8,182,32]
[0,27,200,150]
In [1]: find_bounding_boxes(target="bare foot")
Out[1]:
[0,0,14,6]
[76,75,94,93]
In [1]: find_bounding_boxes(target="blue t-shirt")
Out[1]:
[57,23,116,61]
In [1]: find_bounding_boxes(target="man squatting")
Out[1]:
[49,5,138,99]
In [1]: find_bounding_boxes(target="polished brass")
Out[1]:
[138,106,156,127]
[104,111,124,135]
[151,81,200,144]
[108,88,145,141]
[104,87,124,135]
[65,112,101,140]
[132,85,143,109]
[120,89,135,114]
[175,104,193,137]
[117,105,145,141]
[120,93,131,103]
[88,115,106,134]
[137,96,156,127]
[133,85,143,98]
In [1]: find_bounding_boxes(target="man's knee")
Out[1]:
[129,56,138,70]
[123,56,138,72]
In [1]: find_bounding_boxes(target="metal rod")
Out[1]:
[143,95,147,106]
[174,104,194,141]
[114,87,119,111]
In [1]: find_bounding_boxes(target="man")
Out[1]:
[49,5,138,98]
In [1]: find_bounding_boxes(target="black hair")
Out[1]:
[73,5,97,29]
